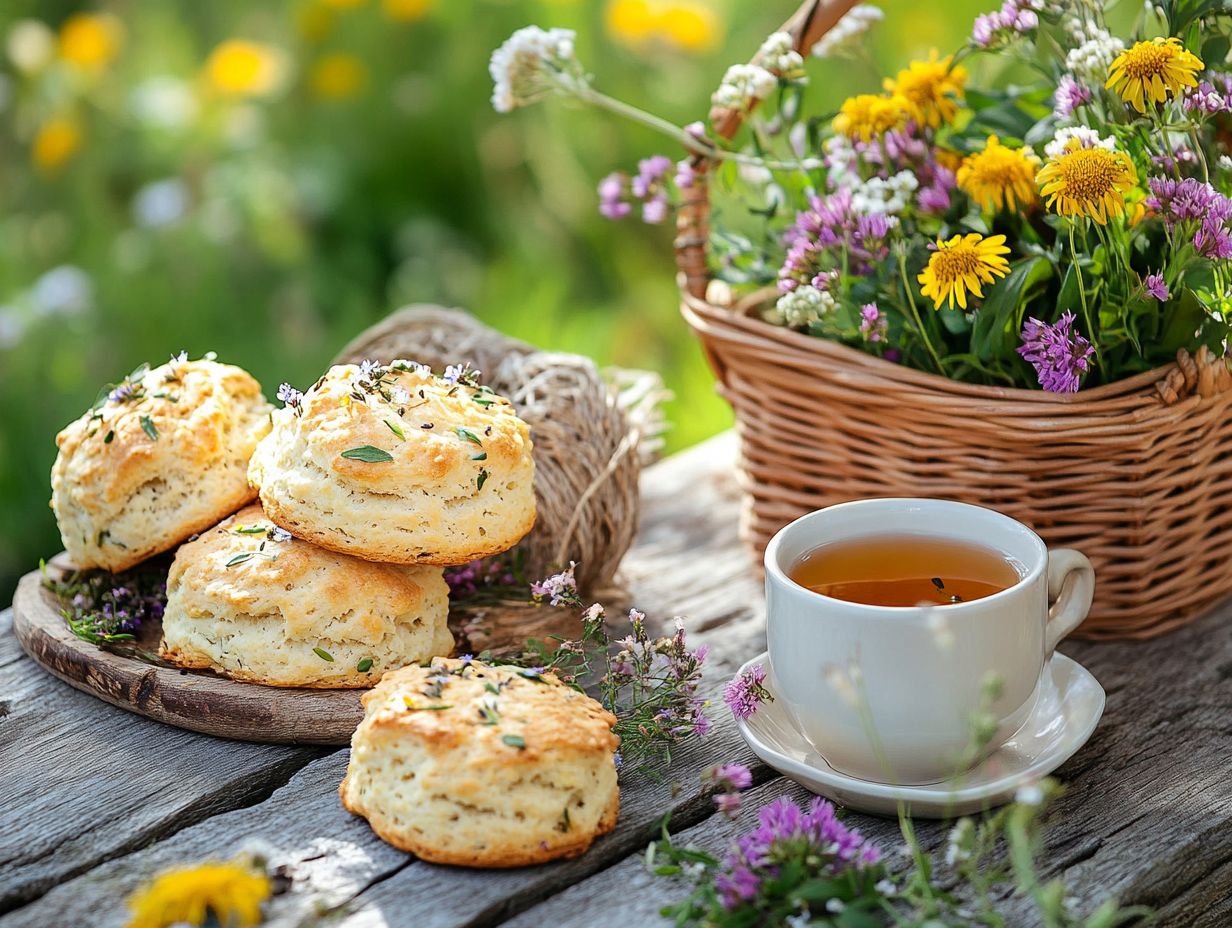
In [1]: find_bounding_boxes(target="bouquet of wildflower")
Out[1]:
[491,0,1232,394]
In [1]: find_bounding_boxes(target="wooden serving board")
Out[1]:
[10,558,583,746]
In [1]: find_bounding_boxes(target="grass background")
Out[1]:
[0,0,987,601]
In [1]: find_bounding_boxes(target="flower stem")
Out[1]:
[1069,223,1102,372]
[898,252,946,375]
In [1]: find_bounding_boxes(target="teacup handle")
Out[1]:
[1045,548,1095,655]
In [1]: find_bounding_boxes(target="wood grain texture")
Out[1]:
[2,432,1231,928]
[0,609,323,915]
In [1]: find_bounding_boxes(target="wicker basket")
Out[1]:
[674,0,1232,639]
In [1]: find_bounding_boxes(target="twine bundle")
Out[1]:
[673,0,1232,639]
[336,305,664,593]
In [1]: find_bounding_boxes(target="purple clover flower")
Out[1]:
[715,763,753,791]
[1146,177,1232,259]
[1144,273,1170,302]
[1017,311,1095,394]
[1054,74,1092,120]
[724,664,773,720]
[779,188,893,290]
[1184,73,1232,116]
[714,796,882,910]
[598,155,676,224]
[971,0,1040,48]
[859,303,888,343]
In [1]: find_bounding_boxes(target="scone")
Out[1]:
[340,657,620,866]
[160,504,452,687]
[248,360,535,565]
[50,355,272,572]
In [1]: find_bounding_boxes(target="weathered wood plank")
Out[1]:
[0,609,324,914]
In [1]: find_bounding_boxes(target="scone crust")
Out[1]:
[248,362,535,566]
[50,358,271,572]
[340,658,620,866]
[159,503,452,687]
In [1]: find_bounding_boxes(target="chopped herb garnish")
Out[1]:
[385,419,405,440]
[472,396,496,408]
[341,445,394,463]
[472,452,488,461]
[484,682,501,695]
[403,695,451,711]
[558,806,572,832]
[104,430,114,444]
[455,427,483,446]
[357,657,373,673]
[314,647,335,662]
[478,700,501,725]
[477,469,490,491]
[140,416,158,441]
[225,553,255,567]
[234,526,267,535]
[501,734,526,750]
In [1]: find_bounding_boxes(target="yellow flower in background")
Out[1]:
[1105,37,1202,114]
[206,40,286,97]
[885,51,966,128]
[125,860,270,928]
[322,0,367,7]
[58,12,123,73]
[918,232,1010,310]
[311,53,367,99]
[957,135,1041,212]
[297,3,336,43]
[32,117,82,174]
[606,0,718,53]
[383,0,432,19]
[832,93,908,142]
[1036,142,1137,224]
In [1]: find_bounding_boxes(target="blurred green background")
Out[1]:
[0,0,986,601]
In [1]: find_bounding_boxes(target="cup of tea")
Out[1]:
[764,498,1094,785]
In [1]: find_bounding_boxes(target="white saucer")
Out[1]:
[734,651,1105,817]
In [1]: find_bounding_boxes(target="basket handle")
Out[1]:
[674,0,862,301]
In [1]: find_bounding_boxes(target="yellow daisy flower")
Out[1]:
[205,39,286,98]
[917,233,1011,310]
[884,50,967,128]
[1106,37,1203,114]
[957,135,1041,212]
[832,93,908,142]
[1036,141,1138,224]
[125,860,270,928]
[58,12,123,73]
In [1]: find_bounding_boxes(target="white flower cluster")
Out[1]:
[851,170,918,216]
[811,4,884,59]
[489,26,582,113]
[772,284,836,328]
[757,31,806,81]
[711,63,777,111]
[1218,154,1232,172]
[945,818,975,867]
[1063,22,1124,82]
[1044,125,1116,160]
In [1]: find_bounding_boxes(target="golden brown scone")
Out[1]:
[340,658,620,866]
[248,360,535,566]
[160,504,452,687]
[50,356,272,572]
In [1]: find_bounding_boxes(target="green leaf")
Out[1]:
[477,468,489,491]
[103,430,114,444]
[341,445,394,463]
[836,908,883,928]
[357,657,373,673]
[455,426,483,445]
[385,419,405,440]
[971,256,1052,361]
[314,647,335,662]
[140,416,158,441]
[502,734,526,750]
[1159,287,1206,353]
[234,525,266,534]
[225,553,255,567]
[471,452,487,461]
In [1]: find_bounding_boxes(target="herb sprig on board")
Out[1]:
[41,559,169,648]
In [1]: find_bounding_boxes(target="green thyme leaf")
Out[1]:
[502,734,526,750]
[341,445,394,463]
[402,695,451,711]
[314,647,335,662]
[225,553,255,567]
[471,452,488,461]
[104,430,114,444]
[455,427,483,445]
[484,682,501,695]
[140,416,158,441]
[234,526,266,535]
[357,657,373,673]
[385,420,405,440]
[477,468,489,491]
[472,396,495,408]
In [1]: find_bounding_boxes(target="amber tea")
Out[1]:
[789,534,1021,607]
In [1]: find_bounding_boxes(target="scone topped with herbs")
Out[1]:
[160,503,452,688]
[50,354,272,572]
[248,360,535,566]
[340,657,619,867]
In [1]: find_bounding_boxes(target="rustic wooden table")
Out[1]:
[1,432,1229,927]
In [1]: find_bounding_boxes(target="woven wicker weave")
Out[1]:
[675,0,1232,638]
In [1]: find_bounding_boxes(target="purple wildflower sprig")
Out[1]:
[1017,312,1096,394]
[599,155,676,224]
[702,762,754,817]
[43,560,168,648]
[521,575,710,770]
[723,663,774,720]
[444,548,525,605]
[1146,177,1232,260]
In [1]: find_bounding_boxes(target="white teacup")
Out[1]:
[764,499,1094,786]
